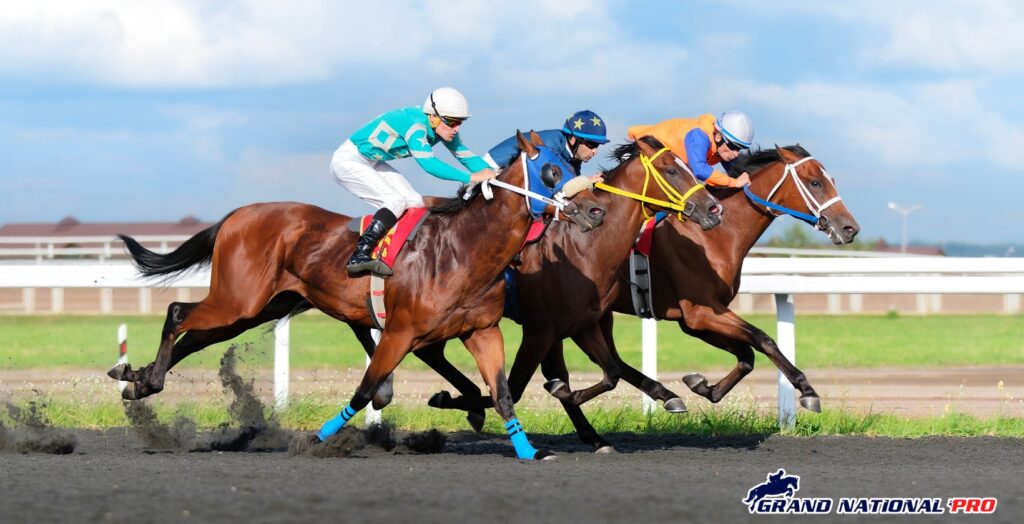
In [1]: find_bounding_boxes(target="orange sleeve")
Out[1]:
[705,171,735,187]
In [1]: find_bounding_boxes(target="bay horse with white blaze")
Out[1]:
[109,131,605,460]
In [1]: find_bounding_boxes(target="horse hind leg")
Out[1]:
[416,341,488,433]
[108,301,197,400]
[682,339,755,403]
[540,342,615,453]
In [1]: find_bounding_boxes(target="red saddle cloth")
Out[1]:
[358,207,430,271]
[633,216,659,257]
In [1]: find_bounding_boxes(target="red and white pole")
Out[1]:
[117,324,128,393]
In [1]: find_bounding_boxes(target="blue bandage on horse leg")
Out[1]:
[505,418,539,459]
[317,405,358,441]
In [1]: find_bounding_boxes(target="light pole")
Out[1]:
[887,202,923,254]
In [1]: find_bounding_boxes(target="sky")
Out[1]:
[1,0,1023,245]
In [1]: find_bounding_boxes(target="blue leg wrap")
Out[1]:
[505,418,538,460]
[317,405,358,441]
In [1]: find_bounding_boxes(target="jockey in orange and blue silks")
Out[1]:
[627,111,755,189]
[485,110,610,184]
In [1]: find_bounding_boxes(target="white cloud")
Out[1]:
[0,0,658,88]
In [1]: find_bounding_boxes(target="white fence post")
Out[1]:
[641,317,658,414]
[22,288,35,313]
[117,324,128,393]
[51,288,64,313]
[365,328,383,425]
[775,293,797,429]
[274,317,290,410]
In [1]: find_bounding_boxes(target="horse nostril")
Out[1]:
[589,206,606,218]
[709,204,722,216]
[844,226,858,238]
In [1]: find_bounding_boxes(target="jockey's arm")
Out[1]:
[684,128,741,187]
[406,127,472,184]
[444,133,492,174]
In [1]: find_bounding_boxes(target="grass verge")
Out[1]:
[5,396,1024,438]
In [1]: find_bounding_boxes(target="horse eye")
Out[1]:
[810,180,822,188]
[667,169,677,176]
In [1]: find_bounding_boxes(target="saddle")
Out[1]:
[351,207,430,329]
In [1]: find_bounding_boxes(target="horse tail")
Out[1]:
[119,211,234,280]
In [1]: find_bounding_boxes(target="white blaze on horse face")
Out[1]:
[673,156,700,185]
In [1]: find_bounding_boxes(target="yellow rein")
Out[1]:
[594,147,706,220]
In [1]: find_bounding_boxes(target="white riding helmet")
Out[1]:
[715,111,754,149]
[423,87,472,119]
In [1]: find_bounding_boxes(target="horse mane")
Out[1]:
[605,136,666,181]
[428,173,490,214]
[724,144,811,177]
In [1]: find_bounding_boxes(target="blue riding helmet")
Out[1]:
[562,110,609,144]
[522,143,579,217]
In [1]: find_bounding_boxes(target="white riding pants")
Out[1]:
[330,140,424,216]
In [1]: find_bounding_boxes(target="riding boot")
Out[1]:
[347,208,398,276]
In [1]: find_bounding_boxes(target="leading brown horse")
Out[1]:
[108,131,605,460]
[408,137,724,451]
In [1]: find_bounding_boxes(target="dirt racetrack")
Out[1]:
[1,429,1020,523]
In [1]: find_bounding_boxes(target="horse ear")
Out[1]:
[529,130,545,147]
[516,130,538,158]
[775,144,796,162]
[634,135,655,156]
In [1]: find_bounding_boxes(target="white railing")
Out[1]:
[0,235,193,262]
[2,259,1023,428]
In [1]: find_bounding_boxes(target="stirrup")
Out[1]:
[347,259,392,277]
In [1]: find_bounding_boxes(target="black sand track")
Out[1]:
[1,429,1020,524]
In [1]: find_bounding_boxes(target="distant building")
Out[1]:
[865,238,946,257]
[0,215,212,239]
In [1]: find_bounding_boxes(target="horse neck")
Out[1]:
[433,166,534,278]
[704,163,783,267]
[547,158,649,275]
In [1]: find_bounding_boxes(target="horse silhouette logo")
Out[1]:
[743,469,801,507]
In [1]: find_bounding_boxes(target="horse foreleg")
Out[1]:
[545,324,621,407]
[462,327,554,460]
[316,328,411,441]
[681,308,820,411]
[352,325,395,410]
[538,342,615,453]
[416,341,488,432]
[595,312,687,413]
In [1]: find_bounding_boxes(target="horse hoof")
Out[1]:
[594,445,617,454]
[107,363,129,380]
[800,395,822,413]
[120,382,138,401]
[427,391,452,408]
[682,373,706,390]
[543,379,569,397]
[663,397,688,413]
[534,450,558,461]
[466,411,485,433]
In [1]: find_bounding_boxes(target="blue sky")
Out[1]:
[2,0,1023,245]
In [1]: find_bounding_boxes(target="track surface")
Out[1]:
[1,430,1020,523]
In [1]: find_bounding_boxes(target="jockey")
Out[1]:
[331,87,497,276]
[485,110,610,183]
[627,111,755,188]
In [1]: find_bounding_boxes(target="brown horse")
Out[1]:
[429,144,860,450]
[409,137,724,451]
[108,131,605,460]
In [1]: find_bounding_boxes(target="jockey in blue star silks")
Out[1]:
[330,87,497,276]
[485,110,610,184]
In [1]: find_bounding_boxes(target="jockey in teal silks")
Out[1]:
[485,110,610,184]
[330,87,496,276]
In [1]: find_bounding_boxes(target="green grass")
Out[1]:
[5,396,1023,438]
[0,312,1021,372]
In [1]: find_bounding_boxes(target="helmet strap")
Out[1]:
[429,93,441,117]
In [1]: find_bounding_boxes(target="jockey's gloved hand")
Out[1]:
[470,169,497,183]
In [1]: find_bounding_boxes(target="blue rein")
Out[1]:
[742,185,818,226]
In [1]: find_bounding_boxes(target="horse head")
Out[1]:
[514,130,606,232]
[744,145,860,245]
[632,136,723,231]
